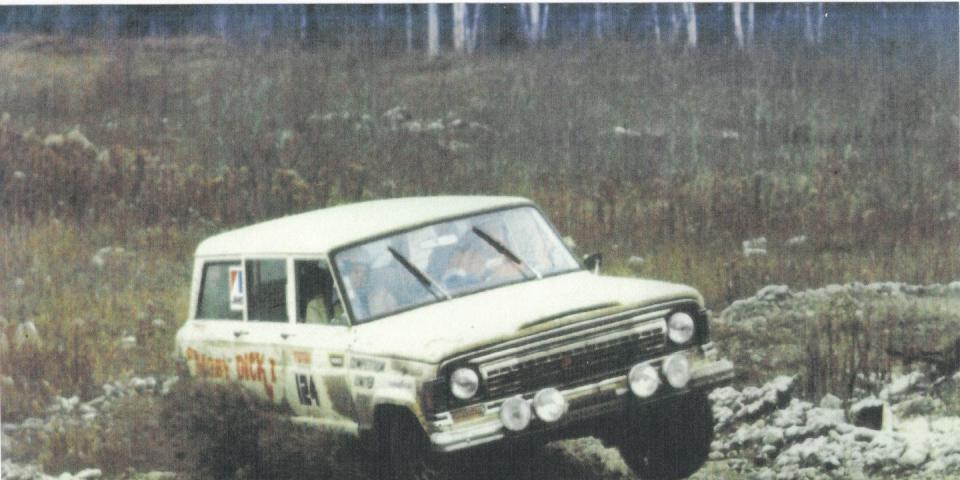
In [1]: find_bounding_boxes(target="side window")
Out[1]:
[246,259,289,322]
[196,262,243,320]
[295,260,345,325]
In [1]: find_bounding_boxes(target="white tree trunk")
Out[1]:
[539,4,549,42]
[468,4,482,53]
[816,2,825,44]
[453,3,466,53]
[521,4,546,44]
[652,4,661,45]
[594,3,603,39]
[747,3,755,47]
[732,3,744,50]
[668,4,680,44]
[803,4,815,44]
[405,4,413,53]
[427,3,439,59]
[683,3,697,49]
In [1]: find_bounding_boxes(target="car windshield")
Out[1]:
[332,206,580,323]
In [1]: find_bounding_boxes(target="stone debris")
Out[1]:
[710,371,960,479]
[626,255,645,272]
[743,236,768,257]
[14,321,41,348]
[785,235,808,247]
[3,376,179,479]
[90,246,129,270]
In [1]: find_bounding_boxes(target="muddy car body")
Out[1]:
[174,196,734,479]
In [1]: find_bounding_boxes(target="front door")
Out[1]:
[280,259,358,432]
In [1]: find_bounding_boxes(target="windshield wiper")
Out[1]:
[471,226,542,279]
[387,247,451,300]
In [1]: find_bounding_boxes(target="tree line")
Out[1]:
[0,3,955,55]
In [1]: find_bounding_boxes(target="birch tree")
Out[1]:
[668,4,681,44]
[453,3,465,52]
[746,3,755,47]
[594,4,604,39]
[651,4,661,45]
[453,4,482,53]
[682,2,697,49]
[803,4,815,44]
[816,3,825,44]
[732,3,744,50]
[427,3,438,59]
[469,5,482,52]
[404,4,413,53]
[520,3,548,44]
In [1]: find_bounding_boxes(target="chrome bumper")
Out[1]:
[427,356,735,453]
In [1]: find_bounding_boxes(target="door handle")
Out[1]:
[280,333,295,340]
[233,330,249,338]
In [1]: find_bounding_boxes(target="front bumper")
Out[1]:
[427,354,734,453]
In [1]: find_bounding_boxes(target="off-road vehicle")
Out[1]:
[174,196,734,479]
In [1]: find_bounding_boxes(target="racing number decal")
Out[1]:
[295,373,321,406]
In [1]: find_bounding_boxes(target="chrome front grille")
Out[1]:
[480,322,666,400]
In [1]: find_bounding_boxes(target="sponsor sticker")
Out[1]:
[229,266,244,312]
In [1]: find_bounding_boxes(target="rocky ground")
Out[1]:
[3,282,960,479]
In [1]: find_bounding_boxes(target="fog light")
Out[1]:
[628,363,660,398]
[663,353,691,389]
[500,395,532,431]
[533,388,568,423]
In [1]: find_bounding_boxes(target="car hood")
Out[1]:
[348,271,702,363]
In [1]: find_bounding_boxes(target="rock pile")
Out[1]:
[710,374,960,479]
[1,376,178,480]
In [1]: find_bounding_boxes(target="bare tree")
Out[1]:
[682,2,697,49]
[427,3,438,59]
[747,3,755,47]
[668,4,681,44]
[733,3,744,49]
[651,3,661,45]
[469,5,482,52]
[453,3,465,52]
[803,4,815,44]
[405,4,413,53]
[816,2,825,44]
[594,4,603,39]
[520,3,547,44]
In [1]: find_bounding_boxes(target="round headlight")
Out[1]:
[628,363,660,398]
[533,388,568,423]
[500,395,532,431]
[663,353,691,389]
[668,312,696,344]
[450,368,479,400]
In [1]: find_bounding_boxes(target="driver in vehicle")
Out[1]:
[442,219,523,289]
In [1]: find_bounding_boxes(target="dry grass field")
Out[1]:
[0,29,958,477]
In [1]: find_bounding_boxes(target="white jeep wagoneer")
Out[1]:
[174,196,734,480]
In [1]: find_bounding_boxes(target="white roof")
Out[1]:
[195,196,533,257]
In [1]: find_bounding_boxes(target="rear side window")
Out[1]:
[196,262,243,320]
[246,259,289,322]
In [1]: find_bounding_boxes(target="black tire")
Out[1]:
[616,392,714,480]
[378,410,450,480]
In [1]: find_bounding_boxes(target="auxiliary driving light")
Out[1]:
[667,312,696,344]
[663,353,691,389]
[532,388,568,423]
[500,395,532,431]
[628,363,660,398]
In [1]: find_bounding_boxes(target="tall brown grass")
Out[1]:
[0,34,957,422]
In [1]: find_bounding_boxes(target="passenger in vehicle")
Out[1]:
[340,250,374,320]
[305,275,344,325]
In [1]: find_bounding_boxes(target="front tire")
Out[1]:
[616,392,714,480]
[378,410,449,480]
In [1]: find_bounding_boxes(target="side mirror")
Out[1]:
[582,253,602,274]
